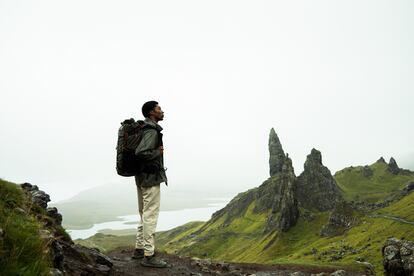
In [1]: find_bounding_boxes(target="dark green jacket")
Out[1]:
[134,118,168,187]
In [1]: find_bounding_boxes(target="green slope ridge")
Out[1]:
[334,161,414,203]
[155,191,414,275]
[0,178,52,275]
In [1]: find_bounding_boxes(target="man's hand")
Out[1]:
[159,146,164,155]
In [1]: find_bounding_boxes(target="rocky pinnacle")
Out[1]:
[388,157,400,175]
[269,128,286,177]
[296,148,343,211]
[265,156,299,232]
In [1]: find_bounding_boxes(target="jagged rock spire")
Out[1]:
[377,157,387,164]
[296,148,342,211]
[304,148,323,170]
[265,156,299,232]
[388,157,400,175]
[269,128,286,177]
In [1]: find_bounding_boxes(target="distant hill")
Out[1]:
[51,182,234,229]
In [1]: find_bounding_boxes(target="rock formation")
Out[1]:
[320,200,360,237]
[382,237,414,276]
[265,157,299,232]
[387,157,400,175]
[362,165,373,177]
[269,128,286,177]
[296,149,343,211]
[377,157,387,164]
[19,183,113,275]
[404,182,414,193]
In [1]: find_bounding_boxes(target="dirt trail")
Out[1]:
[369,213,414,225]
[106,249,365,276]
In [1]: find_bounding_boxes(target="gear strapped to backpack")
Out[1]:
[115,118,146,176]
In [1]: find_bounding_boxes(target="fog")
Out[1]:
[1,0,413,202]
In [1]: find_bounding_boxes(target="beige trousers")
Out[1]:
[134,181,161,256]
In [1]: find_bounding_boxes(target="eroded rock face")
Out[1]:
[377,157,387,164]
[382,237,414,276]
[265,157,299,232]
[209,188,256,227]
[296,149,343,211]
[387,157,400,175]
[320,201,359,237]
[19,182,114,275]
[269,128,286,177]
[362,165,373,177]
[21,182,50,208]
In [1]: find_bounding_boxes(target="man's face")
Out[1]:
[150,104,164,121]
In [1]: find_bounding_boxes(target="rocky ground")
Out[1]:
[106,249,365,276]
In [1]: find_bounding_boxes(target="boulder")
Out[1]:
[20,183,51,209]
[382,237,414,275]
[362,165,373,177]
[47,207,63,226]
[405,182,414,193]
[320,201,359,237]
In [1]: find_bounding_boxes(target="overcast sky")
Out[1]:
[1,0,413,202]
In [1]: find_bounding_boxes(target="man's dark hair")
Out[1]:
[142,101,159,118]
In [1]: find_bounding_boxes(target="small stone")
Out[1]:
[49,268,63,276]
[330,270,346,276]
[400,246,412,256]
[355,256,365,262]
[290,272,306,276]
[14,207,26,214]
[96,264,110,273]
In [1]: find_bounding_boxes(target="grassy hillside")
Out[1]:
[0,178,51,275]
[75,161,414,276]
[154,192,414,275]
[80,192,414,275]
[75,221,205,253]
[334,161,414,203]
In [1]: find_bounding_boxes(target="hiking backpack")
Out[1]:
[116,118,146,176]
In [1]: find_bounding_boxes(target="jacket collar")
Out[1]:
[144,117,163,131]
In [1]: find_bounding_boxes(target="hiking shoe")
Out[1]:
[131,248,144,259]
[140,254,169,268]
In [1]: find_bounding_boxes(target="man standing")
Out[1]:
[132,101,168,268]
